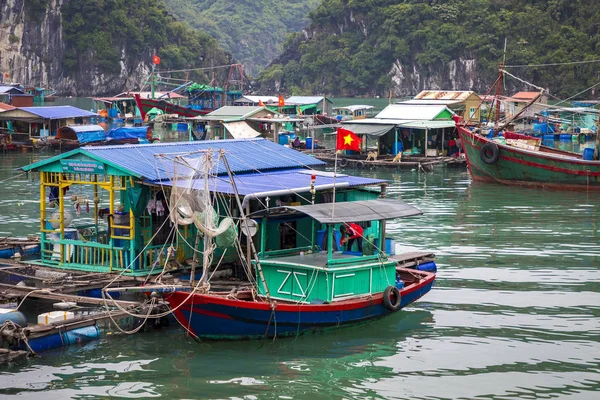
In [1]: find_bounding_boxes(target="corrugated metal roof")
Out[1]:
[398,99,461,105]
[414,90,478,101]
[154,169,385,196]
[376,104,452,120]
[0,102,15,112]
[82,138,324,180]
[285,96,331,105]
[234,96,278,104]
[0,85,24,94]
[511,91,543,101]
[2,106,98,119]
[206,106,264,118]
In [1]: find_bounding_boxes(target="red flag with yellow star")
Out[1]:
[336,127,361,151]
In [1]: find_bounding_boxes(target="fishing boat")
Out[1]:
[0,237,40,259]
[457,66,600,190]
[457,125,600,189]
[134,93,210,119]
[161,152,436,340]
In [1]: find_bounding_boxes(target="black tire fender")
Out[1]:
[383,286,402,311]
[339,158,348,167]
[480,142,500,164]
[356,160,365,169]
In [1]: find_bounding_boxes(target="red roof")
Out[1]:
[0,102,15,111]
[511,92,541,101]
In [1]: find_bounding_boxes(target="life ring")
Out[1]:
[338,158,348,167]
[356,160,365,169]
[480,142,500,164]
[383,286,402,311]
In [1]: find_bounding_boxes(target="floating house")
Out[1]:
[51,124,107,150]
[342,103,457,157]
[333,105,375,121]
[21,139,386,276]
[266,96,334,117]
[507,91,548,119]
[233,96,279,107]
[404,90,482,122]
[192,106,271,140]
[0,106,98,143]
[0,85,33,107]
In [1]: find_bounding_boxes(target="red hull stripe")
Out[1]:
[168,272,435,312]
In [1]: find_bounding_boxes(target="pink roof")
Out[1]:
[0,102,15,111]
[511,92,541,101]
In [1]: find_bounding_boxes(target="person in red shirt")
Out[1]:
[340,223,363,253]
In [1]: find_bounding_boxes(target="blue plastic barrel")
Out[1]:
[0,310,27,327]
[316,229,341,250]
[559,134,571,141]
[373,238,396,255]
[23,325,101,352]
[415,261,437,273]
[279,134,289,145]
[583,147,595,160]
[177,123,188,131]
[305,137,313,149]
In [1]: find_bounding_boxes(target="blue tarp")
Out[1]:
[106,127,149,141]
[56,125,106,144]
[533,122,555,134]
[17,106,97,119]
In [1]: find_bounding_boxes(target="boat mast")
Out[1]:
[221,151,271,301]
[199,151,213,286]
[151,64,156,100]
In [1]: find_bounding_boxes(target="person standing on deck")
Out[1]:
[340,223,363,253]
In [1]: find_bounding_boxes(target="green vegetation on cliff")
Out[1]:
[61,0,232,83]
[258,0,600,98]
[161,0,319,75]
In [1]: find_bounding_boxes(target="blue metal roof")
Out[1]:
[0,85,24,94]
[17,106,98,119]
[82,138,325,180]
[152,169,386,196]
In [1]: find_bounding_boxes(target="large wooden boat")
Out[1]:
[134,94,210,119]
[457,125,600,190]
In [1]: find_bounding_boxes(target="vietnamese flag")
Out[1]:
[336,127,361,151]
[278,95,285,107]
[152,54,161,65]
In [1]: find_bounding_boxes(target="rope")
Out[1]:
[500,69,546,91]
[505,59,600,68]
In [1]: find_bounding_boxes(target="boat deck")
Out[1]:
[264,252,357,268]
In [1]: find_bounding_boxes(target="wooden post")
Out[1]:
[327,224,333,263]
[425,128,429,157]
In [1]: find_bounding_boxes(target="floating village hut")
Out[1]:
[233,96,279,107]
[192,106,270,140]
[405,90,482,122]
[268,96,334,117]
[21,139,387,276]
[0,85,33,107]
[0,106,98,143]
[342,103,457,157]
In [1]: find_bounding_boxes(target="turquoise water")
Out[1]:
[1,149,599,398]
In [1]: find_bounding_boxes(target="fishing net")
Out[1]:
[168,151,235,248]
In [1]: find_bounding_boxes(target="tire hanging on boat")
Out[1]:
[383,286,402,311]
[480,142,500,164]
[356,160,365,169]
[338,158,348,167]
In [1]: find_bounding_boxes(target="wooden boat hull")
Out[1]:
[458,126,600,190]
[134,94,211,119]
[165,268,435,340]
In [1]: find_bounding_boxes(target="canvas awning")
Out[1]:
[251,198,422,223]
[341,123,395,137]
[224,121,262,139]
